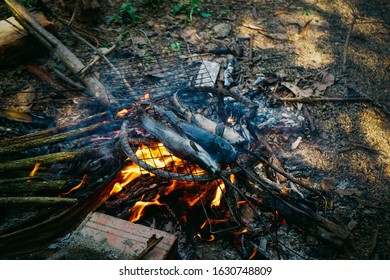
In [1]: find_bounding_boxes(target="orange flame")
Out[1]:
[211,181,225,207]
[196,233,215,242]
[27,162,41,182]
[116,108,130,118]
[129,194,164,222]
[227,116,235,125]
[29,162,40,177]
[249,246,258,260]
[60,174,88,197]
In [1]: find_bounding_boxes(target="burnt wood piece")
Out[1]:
[5,0,110,107]
[0,121,109,156]
[0,149,94,173]
[238,167,351,249]
[0,196,77,207]
[0,180,69,196]
[0,111,109,145]
[0,165,120,258]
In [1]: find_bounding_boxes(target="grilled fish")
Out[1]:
[155,106,237,164]
[140,112,220,174]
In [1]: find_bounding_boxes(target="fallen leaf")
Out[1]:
[321,177,337,192]
[300,19,312,38]
[313,70,335,96]
[180,27,199,45]
[335,188,363,198]
[272,9,292,16]
[8,85,36,112]
[282,81,314,97]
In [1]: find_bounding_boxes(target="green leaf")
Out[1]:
[199,11,212,18]
[170,42,181,51]
[172,4,183,15]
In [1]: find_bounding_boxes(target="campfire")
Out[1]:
[0,0,358,260]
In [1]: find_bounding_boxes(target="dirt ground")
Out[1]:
[0,0,389,259]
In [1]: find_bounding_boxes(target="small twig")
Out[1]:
[278,96,372,103]
[70,29,137,100]
[52,68,86,90]
[240,147,323,196]
[339,142,388,158]
[134,235,164,260]
[79,44,116,76]
[342,11,358,73]
[249,34,254,62]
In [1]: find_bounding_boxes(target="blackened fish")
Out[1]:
[155,106,237,164]
[140,112,220,174]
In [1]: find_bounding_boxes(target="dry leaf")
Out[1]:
[180,27,199,45]
[313,70,335,96]
[272,9,292,16]
[300,19,312,38]
[321,177,337,192]
[8,85,36,112]
[281,82,314,97]
[335,188,363,198]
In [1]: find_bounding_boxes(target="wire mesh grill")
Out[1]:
[99,51,216,108]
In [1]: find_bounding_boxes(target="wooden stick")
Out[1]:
[0,197,77,207]
[0,149,92,172]
[0,121,108,155]
[342,16,358,73]
[4,0,111,107]
[278,96,372,103]
[0,180,69,196]
[0,111,109,145]
[0,166,119,257]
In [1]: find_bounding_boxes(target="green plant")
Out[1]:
[172,0,212,22]
[106,2,140,25]
[170,42,181,51]
[303,8,313,16]
[21,0,34,8]
[120,2,140,22]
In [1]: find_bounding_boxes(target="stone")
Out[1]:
[213,23,232,39]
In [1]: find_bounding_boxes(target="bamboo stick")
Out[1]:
[0,197,77,207]
[0,122,107,155]
[0,150,91,172]
[0,166,119,257]
[0,180,69,196]
[0,111,109,145]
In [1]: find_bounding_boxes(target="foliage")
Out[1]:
[172,0,212,22]
[303,7,313,16]
[106,2,140,24]
[170,42,181,51]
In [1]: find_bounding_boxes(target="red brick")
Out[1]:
[59,212,177,259]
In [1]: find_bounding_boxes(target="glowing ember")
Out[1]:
[235,228,249,235]
[227,116,235,125]
[143,92,150,101]
[60,174,88,197]
[249,246,258,260]
[195,233,215,242]
[129,194,164,222]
